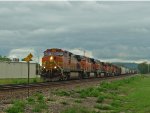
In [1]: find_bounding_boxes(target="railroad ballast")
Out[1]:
[41,48,137,81]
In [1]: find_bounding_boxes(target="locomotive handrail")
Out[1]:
[53,60,64,74]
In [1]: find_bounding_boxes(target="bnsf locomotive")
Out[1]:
[41,48,136,81]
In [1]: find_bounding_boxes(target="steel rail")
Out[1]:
[0,74,135,91]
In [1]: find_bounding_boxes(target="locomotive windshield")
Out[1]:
[44,51,63,56]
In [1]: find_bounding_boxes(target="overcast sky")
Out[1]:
[0,1,150,63]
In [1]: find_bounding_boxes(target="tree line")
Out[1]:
[138,62,150,74]
[0,55,11,61]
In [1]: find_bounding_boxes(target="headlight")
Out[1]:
[44,67,45,69]
[54,66,57,69]
[50,56,53,61]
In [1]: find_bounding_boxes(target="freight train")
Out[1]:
[40,48,137,81]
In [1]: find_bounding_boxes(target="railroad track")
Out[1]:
[0,74,137,104]
[0,74,135,91]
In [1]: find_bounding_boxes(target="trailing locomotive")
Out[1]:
[41,48,136,81]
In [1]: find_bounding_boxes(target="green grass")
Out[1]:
[61,106,96,113]
[32,102,47,112]
[5,75,150,113]
[53,90,71,96]
[76,77,138,99]
[94,104,113,110]
[74,99,82,103]
[77,87,101,98]
[6,100,26,113]
[47,97,55,102]
[27,96,35,104]
[0,77,43,85]
[119,75,150,113]
[5,92,48,113]
[96,95,105,103]
[26,93,48,112]
[62,75,150,113]
[60,101,69,105]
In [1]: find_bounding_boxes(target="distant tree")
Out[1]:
[0,55,11,61]
[138,62,150,74]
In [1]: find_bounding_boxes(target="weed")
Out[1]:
[32,102,47,112]
[74,99,82,103]
[61,106,91,113]
[89,89,100,97]
[27,96,35,104]
[32,105,41,112]
[28,93,48,112]
[33,78,37,83]
[97,95,105,103]
[95,104,113,110]
[79,91,87,98]
[96,87,104,92]
[60,101,69,105]
[6,100,26,113]
[34,93,44,102]
[47,98,55,101]
[0,78,43,85]
[111,99,121,107]
[54,90,71,96]
[78,87,101,98]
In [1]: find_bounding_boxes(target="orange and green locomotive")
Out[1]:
[40,48,133,81]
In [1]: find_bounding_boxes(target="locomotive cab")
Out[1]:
[41,49,64,80]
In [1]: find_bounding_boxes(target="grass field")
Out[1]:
[4,74,150,113]
[120,75,150,113]
[61,75,150,113]
[0,77,43,85]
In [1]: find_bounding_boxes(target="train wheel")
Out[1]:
[78,73,82,79]
[63,76,67,81]
[63,73,70,81]
[94,73,98,78]
[87,73,89,78]
[67,74,70,80]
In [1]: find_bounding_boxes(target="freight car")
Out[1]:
[40,48,135,81]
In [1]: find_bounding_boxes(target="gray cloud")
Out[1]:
[0,1,150,62]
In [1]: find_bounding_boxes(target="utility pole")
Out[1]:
[22,53,33,98]
[83,50,85,57]
[148,63,149,74]
[78,48,86,57]
[37,50,40,75]
[36,48,41,75]
[27,61,30,97]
